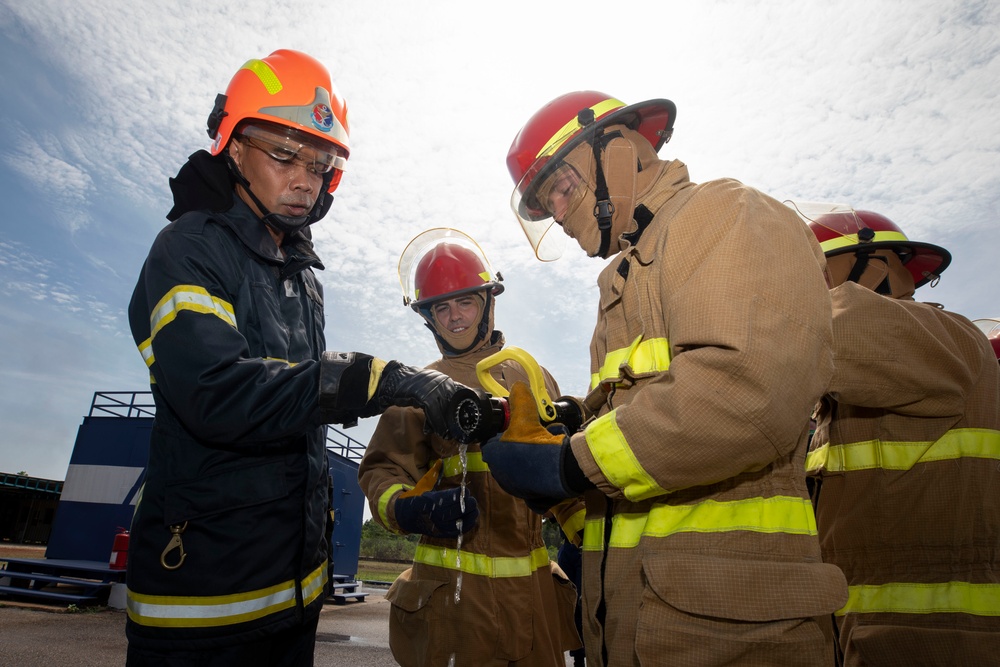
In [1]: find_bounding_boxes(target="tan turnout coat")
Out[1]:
[809,283,1000,665]
[568,160,848,666]
[358,334,582,666]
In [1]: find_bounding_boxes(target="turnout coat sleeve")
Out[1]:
[571,175,834,499]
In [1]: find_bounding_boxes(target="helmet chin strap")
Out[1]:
[224,152,333,237]
[575,109,619,259]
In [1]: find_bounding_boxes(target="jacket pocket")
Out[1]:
[643,552,848,621]
[164,459,290,525]
[634,553,845,665]
[385,567,449,612]
[385,568,451,667]
[550,561,584,652]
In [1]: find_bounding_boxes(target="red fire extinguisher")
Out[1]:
[110,527,130,570]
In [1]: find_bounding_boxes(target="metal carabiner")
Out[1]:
[160,522,188,570]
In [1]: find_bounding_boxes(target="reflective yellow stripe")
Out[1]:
[127,563,327,628]
[379,483,408,528]
[582,515,605,552]
[590,336,671,389]
[300,562,327,606]
[138,338,155,368]
[582,496,816,552]
[561,508,586,543]
[241,59,282,95]
[536,98,625,159]
[838,581,1000,617]
[442,451,489,477]
[413,544,549,578]
[806,429,1000,473]
[149,285,236,341]
[586,409,667,501]
[819,230,908,254]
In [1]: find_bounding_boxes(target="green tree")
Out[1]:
[359,519,419,561]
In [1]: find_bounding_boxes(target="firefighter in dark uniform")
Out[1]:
[126,49,465,667]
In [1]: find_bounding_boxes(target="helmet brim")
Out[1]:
[825,241,952,288]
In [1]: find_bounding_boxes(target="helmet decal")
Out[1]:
[311,103,334,132]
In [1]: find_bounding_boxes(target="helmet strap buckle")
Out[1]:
[206,94,229,140]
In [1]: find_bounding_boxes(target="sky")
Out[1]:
[0,0,998,483]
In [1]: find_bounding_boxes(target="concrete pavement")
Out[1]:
[0,587,398,667]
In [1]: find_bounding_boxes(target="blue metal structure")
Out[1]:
[44,392,368,576]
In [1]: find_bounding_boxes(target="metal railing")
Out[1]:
[86,392,367,462]
[88,392,156,418]
[0,473,63,495]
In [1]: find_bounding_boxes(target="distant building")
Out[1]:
[0,472,62,544]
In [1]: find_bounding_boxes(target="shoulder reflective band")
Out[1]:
[379,483,408,528]
[838,581,1000,617]
[583,496,817,551]
[413,544,549,578]
[591,336,671,390]
[442,451,489,477]
[585,409,668,502]
[241,59,283,95]
[806,428,1000,473]
[149,285,237,340]
[127,563,326,628]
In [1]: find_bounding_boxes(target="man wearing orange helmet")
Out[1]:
[796,203,1000,665]
[358,229,583,667]
[482,91,849,666]
[126,51,468,666]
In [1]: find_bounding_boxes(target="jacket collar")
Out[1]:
[220,198,325,275]
[629,160,693,265]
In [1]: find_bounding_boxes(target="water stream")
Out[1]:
[453,442,469,604]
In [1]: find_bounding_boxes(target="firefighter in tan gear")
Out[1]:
[798,204,1000,665]
[482,91,849,667]
[358,229,583,667]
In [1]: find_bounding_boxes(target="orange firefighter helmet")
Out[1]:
[207,49,350,194]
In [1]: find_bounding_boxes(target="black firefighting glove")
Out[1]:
[318,352,465,437]
[394,462,479,538]
[482,383,594,514]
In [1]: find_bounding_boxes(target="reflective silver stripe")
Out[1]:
[138,338,154,368]
[127,564,327,628]
[149,285,236,340]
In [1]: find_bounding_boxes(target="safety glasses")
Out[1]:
[239,124,347,176]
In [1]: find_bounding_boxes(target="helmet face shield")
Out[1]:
[398,228,503,309]
[511,162,588,261]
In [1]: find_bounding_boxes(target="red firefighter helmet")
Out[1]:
[791,202,951,288]
[506,91,676,260]
[974,319,1000,361]
[207,49,350,193]
[398,229,504,311]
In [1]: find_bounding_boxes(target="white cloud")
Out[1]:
[0,0,998,482]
